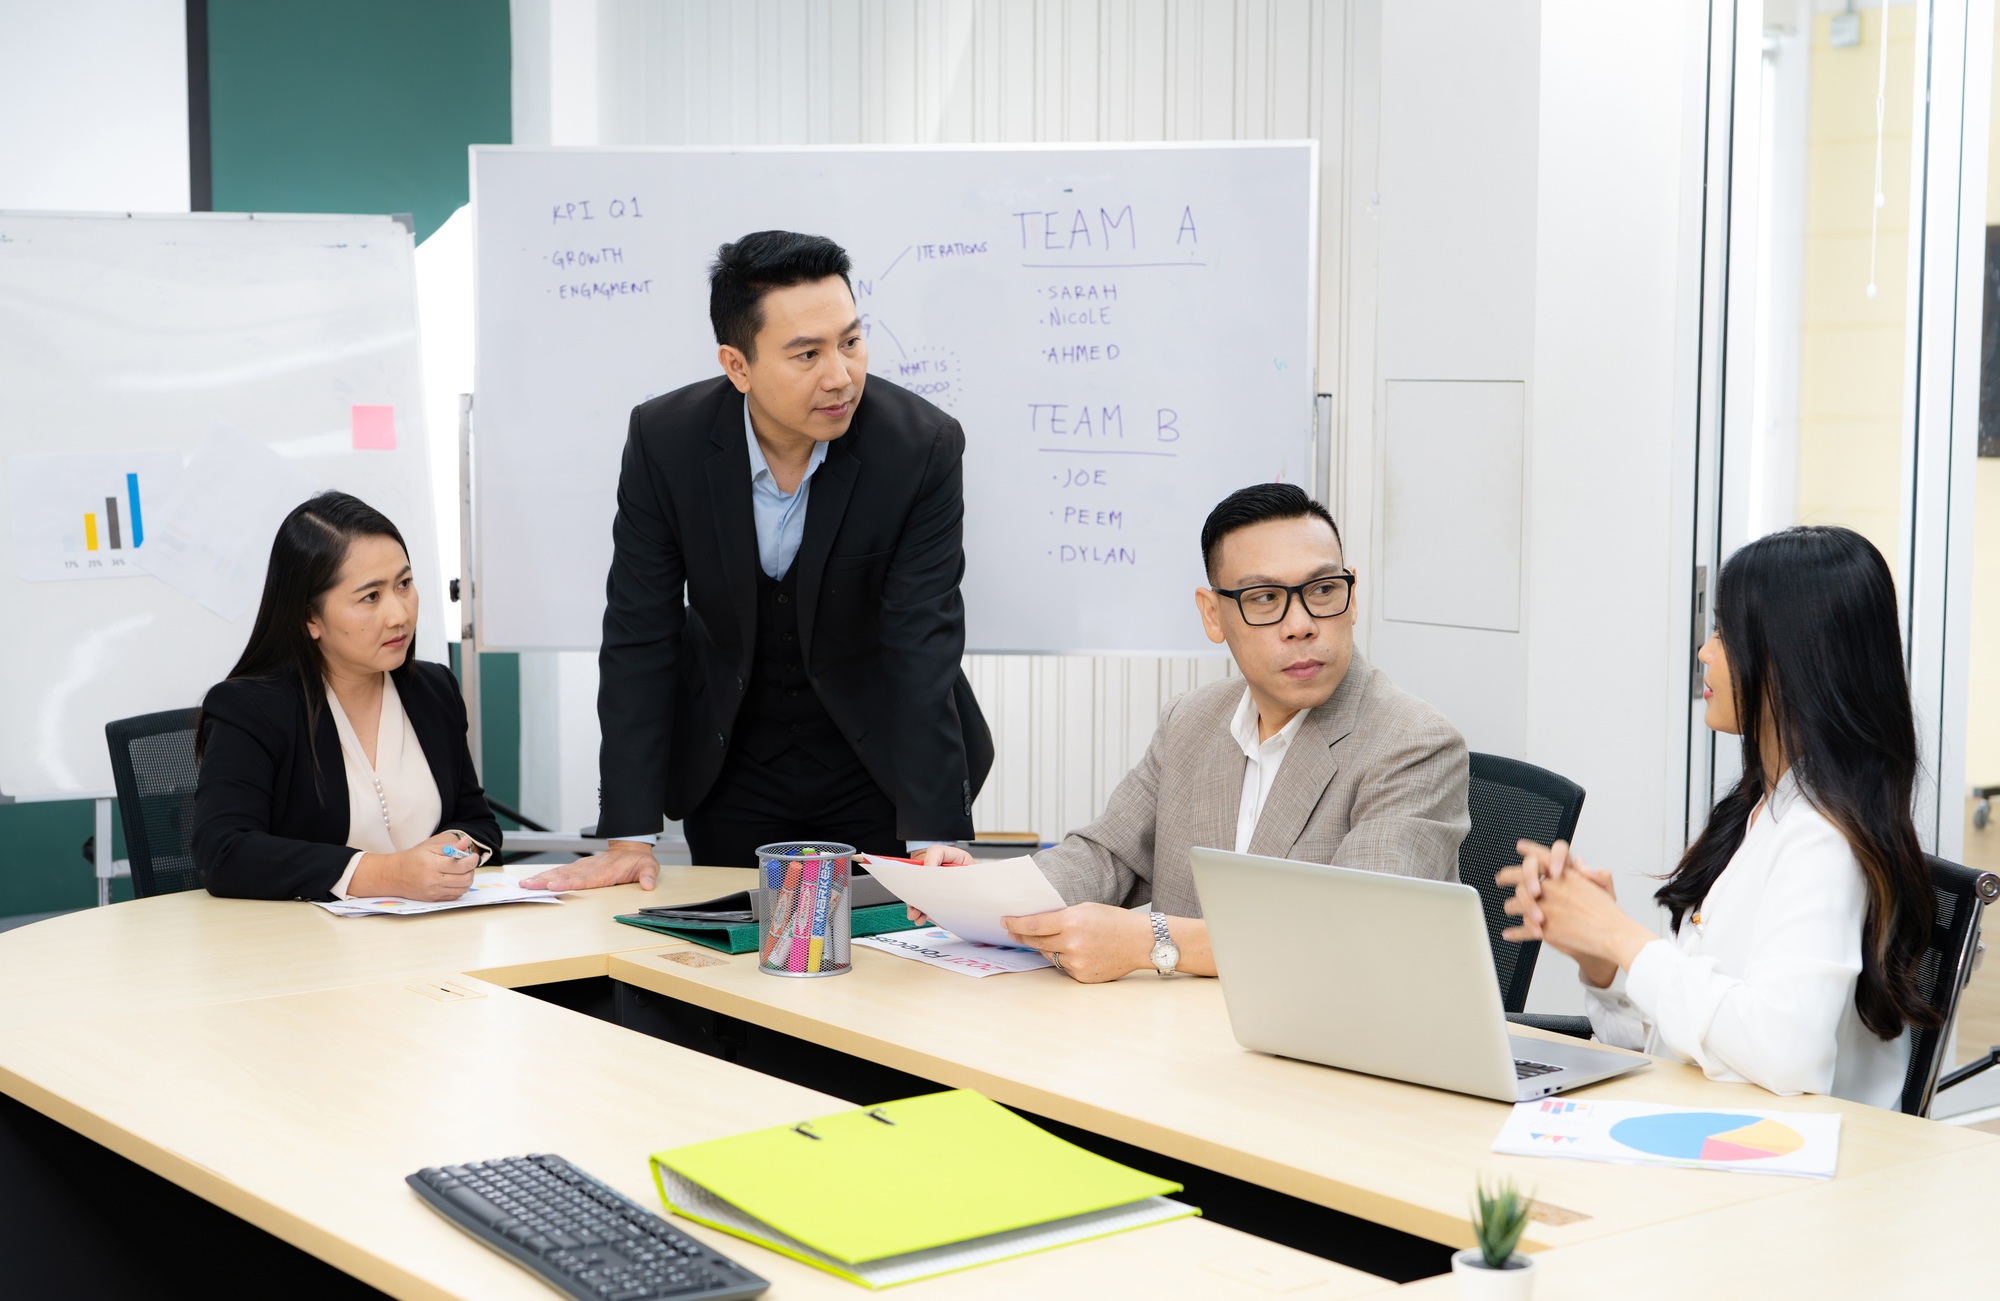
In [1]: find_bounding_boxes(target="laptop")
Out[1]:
[1188,847,1648,1102]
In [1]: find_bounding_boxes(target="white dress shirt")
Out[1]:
[1228,688,1310,854]
[326,676,486,898]
[1584,771,1912,1109]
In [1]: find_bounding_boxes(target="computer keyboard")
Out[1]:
[1514,1058,1562,1080]
[408,1154,768,1300]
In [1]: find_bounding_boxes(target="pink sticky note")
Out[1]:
[350,404,397,450]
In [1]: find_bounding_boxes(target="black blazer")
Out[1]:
[192,660,502,901]
[598,374,993,841]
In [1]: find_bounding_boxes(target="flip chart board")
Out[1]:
[0,212,444,800]
[470,143,1317,654]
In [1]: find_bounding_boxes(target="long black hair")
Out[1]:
[196,491,414,766]
[1658,526,1938,1039]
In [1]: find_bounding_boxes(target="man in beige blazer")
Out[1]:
[996,483,1469,983]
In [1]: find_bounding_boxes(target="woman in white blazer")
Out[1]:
[1500,526,1939,1109]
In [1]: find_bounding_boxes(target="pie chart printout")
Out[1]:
[1608,1112,1806,1163]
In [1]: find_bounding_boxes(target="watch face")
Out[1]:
[1151,940,1178,970]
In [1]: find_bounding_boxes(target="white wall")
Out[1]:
[1365,0,1538,758]
[0,0,189,212]
[1517,0,1705,1009]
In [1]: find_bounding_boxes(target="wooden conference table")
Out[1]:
[0,864,1993,1299]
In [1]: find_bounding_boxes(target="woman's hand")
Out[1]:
[904,843,975,923]
[1000,903,1154,983]
[1499,839,1644,989]
[520,841,660,892]
[351,831,477,902]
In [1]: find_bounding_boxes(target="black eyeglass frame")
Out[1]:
[1211,572,1357,626]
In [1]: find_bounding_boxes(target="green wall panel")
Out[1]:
[207,0,511,241]
[0,1,516,922]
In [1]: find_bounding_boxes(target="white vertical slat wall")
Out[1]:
[585,0,1351,841]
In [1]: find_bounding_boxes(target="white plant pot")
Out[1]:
[1451,1248,1536,1300]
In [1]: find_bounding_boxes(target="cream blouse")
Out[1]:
[325,675,487,898]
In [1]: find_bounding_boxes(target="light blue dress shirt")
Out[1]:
[745,397,827,580]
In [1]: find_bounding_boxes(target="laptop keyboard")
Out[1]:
[1514,1058,1562,1080]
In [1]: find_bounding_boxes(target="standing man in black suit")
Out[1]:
[522,231,992,891]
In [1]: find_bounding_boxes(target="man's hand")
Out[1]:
[1001,902,1154,983]
[904,843,974,923]
[351,831,476,902]
[520,840,660,892]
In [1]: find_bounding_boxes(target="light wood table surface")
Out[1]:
[0,864,1989,1298]
[0,869,746,1032]
[0,971,1372,1300]
[1385,1140,2000,1299]
[608,936,1992,1253]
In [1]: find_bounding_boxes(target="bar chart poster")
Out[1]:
[5,451,183,582]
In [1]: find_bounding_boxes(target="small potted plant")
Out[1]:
[1452,1176,1536,1298]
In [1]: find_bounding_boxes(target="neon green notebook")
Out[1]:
[649,1090,1193,1288]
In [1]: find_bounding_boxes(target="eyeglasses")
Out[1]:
[1211,573,1356,626]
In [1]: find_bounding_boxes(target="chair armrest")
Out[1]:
[1506,1012,1594,1040]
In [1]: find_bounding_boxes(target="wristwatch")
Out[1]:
[1148,911,1181,977]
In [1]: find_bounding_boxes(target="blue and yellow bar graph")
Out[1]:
[80,472,144,553]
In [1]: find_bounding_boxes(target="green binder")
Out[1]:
[649,1090,1193,1288]
[614,902,915,955]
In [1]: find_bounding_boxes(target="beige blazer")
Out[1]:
[1033,653,1470,915]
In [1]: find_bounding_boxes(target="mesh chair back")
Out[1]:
[1461,753,1587,1014]
[103,708,203,898]
[1899,855,2000,1116]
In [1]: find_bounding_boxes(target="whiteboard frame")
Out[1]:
[465,140,1321,658]
[0,208,443,802]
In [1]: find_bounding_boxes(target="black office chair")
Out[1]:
[1899,854,2000,1117]
[1459,752,1586,1014]
[104,708,203,898]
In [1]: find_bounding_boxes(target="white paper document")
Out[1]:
[6,450,185,582]
[853,927,1055,977]
[311,871,568,918]
[1493,1098,1841,1179]
[857,854,1066,947]
[130,426,322,620]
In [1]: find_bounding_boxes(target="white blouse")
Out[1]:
[325,676,485,898]
[1585,772,1912,1110]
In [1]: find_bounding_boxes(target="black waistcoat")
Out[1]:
[735,566,854,768]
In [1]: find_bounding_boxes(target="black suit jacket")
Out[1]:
[598,374,993,840]
[192,660,502,901]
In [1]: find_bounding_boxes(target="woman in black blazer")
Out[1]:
[193,492,501,901]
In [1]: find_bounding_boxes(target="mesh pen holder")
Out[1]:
[754,842,854,978]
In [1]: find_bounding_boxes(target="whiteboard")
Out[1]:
[0,212,444,800]
[471,143,1317,654]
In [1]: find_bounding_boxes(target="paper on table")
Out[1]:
[1492,1098,1840,1179]
[856,854,1066,947]
[854,927,1054,977]
[311,871,568,918]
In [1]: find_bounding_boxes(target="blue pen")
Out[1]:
[440,844,473,860]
